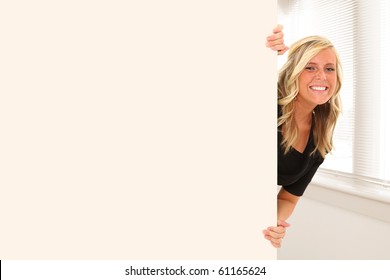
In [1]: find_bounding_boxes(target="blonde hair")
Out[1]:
[278,36,343,158]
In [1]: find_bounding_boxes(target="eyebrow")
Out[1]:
[307,62,336,66]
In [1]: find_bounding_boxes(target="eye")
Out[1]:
[305,66,316,71]
[326,67,336,72]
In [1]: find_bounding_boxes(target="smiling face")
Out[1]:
[297,47,338,109]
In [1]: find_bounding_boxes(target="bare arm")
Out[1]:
[263,188,299,248]
[277,187,300,221]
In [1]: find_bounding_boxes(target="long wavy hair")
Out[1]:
[278,36,343,158]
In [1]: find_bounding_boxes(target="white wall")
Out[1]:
[278,183,390,259]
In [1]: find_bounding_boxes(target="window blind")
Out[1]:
[282,0,390,185]
[380,0,390,183]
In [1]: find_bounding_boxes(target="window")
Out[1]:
[278,0,390,188]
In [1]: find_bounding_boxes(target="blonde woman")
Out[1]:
[264,26,343,248]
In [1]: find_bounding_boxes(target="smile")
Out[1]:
[310,86,328,91]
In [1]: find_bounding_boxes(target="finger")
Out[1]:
[273,24,284,33]
[267,235,283,247]
[268,226,286,235]
[267,38,285,47]
[267,32,283,41]
[278,46,289,55]
[270,236,283,244]
[268,233,285,241]
[264,234,282,245]
[264,235,281,248]
[264,231,284,248]
[277,220,291,228]
[269,44,287,52]
[266,43,287,52]
[265,230,285,241]
[263,231,283,239]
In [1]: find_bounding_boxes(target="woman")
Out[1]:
[264,26,343,248]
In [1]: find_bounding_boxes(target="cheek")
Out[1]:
[298,74,310,88]
[329,75,338,90]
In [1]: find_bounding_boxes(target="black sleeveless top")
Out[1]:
[278,107,324,196]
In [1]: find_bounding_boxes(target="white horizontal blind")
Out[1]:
[284,0,390,184]
[353,0,383,181]
[380,0,390,183]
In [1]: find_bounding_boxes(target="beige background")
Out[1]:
[0,0,277,259]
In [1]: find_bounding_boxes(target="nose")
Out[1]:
[315,69,327,80]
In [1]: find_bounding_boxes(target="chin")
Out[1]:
[314,101,332,111]
[316,99,330,105]
[312,95,332,105]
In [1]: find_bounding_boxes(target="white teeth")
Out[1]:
[310,86,327,91]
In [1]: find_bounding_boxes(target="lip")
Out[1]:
[309,85,329,91]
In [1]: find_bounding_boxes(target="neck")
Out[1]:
[294,101,314,128]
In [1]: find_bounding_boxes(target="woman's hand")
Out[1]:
[263,220,290,248]
[265,25,289,55]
